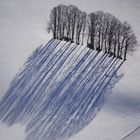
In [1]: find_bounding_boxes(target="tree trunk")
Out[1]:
[105,40,107,53]
[82,30,85,45]
[101,34,104,50]
[113,35,117,57]
[124,43,128,60]
[117,42,120,58]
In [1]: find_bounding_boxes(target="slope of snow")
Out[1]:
[0,39,123,140]
[0,123,25,140]
[122,127,140,140]
[0,0,140,140]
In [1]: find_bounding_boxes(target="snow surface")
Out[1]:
[0,0,140,140]
[121,127,140,140]
[0,39,124,140]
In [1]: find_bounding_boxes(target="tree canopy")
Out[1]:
[48,4,137,60]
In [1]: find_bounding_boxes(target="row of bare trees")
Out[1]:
[48,4,137,60]
[48,5,86,45]
[87,11,137,60]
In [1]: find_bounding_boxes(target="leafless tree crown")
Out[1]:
[48,4,137,60]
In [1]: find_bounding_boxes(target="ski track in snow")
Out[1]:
[121,126,140,140]
[0,39,123,140]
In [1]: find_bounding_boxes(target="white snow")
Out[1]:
[0,0,140,140]
[0,123,25,140]
[122,127,140,140]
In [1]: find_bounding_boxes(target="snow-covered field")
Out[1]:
[0,0,140,140]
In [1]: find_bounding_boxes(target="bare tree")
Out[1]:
[81,12,87,45]
[65,6,72,41]
[101,13,110,53]
[112,20,121,57]
[76,11,86,44]
[96,11,104,51]
[48,7,57,38]
[122,22,137,60]
[68,5,79,42]
[75,10,82,44]
[61,5,67,40]
[88,13,98,49]
[107,15,116,54]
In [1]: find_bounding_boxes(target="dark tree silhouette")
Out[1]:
[48,4,137,60]
[122,22,137,60]
[76,11,86,44]
[87,12,98,50]
[96,11,104,51]
[81,12,87,45]
[48,7,57,38]
[69,5,79,42]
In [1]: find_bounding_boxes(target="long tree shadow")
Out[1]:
[0,39,124,140]
[0,40,73,123]
[0,39,60,115]
[0,39,62,120]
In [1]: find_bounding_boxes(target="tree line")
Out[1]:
[48,4,137,60]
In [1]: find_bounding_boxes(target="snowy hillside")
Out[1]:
[122,127,140,140]
[0,0,140,140]
[0,39,123,140]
